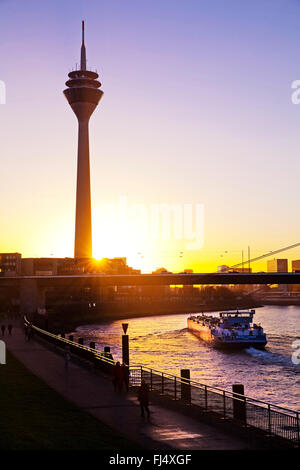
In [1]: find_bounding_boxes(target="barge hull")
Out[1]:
[187,319,267,350]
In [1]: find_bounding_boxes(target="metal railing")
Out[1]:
[24,317,299,447]
[129,365,299,447]
[24,317,116,373]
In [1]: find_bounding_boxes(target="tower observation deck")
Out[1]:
[63,21,103,259]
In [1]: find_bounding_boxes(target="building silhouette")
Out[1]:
[267,258,288,291]
[267,259,288,273]
[0,253,21,276]
[64,21,103,258]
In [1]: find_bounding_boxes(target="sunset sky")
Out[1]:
[1,0,300,272]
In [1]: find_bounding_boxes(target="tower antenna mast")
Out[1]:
[80,20,87,71]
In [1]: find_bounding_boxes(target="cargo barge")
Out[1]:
[187,310,267,350]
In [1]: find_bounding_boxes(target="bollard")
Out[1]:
[78,337,84,345]
[232,384,246,423]
[68,335,74,342]
[104,346,113,360]
[89,341,95,349]
[181,369,191,404]
[61,333,65,338]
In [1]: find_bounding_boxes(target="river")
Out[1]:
[73,305,300,411]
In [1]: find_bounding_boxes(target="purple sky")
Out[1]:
[1,0,300,271]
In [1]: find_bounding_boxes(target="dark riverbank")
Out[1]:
[38,301,262,334]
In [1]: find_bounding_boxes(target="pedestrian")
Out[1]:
[8,324,12,336]
[112,361,123,392]
[138,380,150,418]
[1,325,5,336]
[121,363,130,392]
[27,324,32,342]
[64,346,71,370]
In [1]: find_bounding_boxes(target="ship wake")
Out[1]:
[245,347,296,368]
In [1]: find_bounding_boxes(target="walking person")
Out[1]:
[138,380,150,418]
[1,325,5,336]
[121,363,130,392]
[24,324,28,341]
[112,362,123,392]
[64,346,71,370]
[8,324,12,336]
[27,324,32,342]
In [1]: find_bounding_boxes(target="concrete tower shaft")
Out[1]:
[63,21,103,259]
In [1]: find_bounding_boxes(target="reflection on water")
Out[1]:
[75,305,300,410]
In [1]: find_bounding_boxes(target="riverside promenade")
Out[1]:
[5,327,253,450]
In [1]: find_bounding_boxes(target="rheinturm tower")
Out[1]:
[64,21,103,259]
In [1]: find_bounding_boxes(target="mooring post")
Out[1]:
[232,384,246,423]
[68,335,74,342]
[204,384,208,410]
[181,369,191,404]
[78,337,84,345]
[89,341,95,349]
[103,346,113,361]
[122,323,129,366]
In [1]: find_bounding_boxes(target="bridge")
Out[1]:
[1,272,300,313]
[2,271,300,287]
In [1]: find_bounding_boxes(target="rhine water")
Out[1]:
[74,305,300,410]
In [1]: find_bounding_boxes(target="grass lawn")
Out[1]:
[0,350,137,450]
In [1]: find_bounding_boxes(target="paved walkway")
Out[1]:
[5,327,251,450]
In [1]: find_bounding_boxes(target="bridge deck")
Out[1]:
[2,272,300,287]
